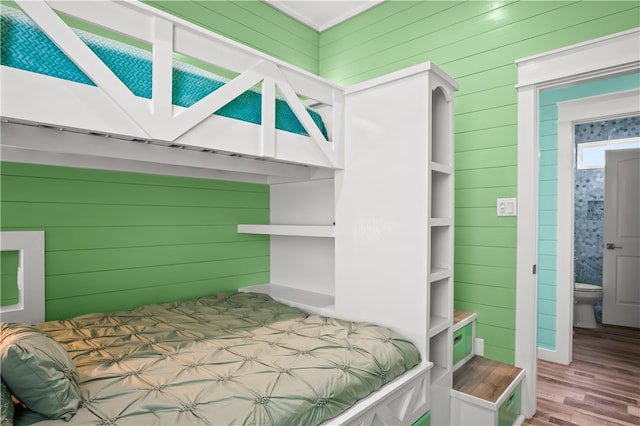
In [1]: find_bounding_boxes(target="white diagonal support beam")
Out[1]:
[15,0,153,134]
[166,65,266,141]
[240,60,337,167]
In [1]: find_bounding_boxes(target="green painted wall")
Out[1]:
[143,0,320,74]
[0,162,270,320]
[320,0,640,364]
[0,250,19,306]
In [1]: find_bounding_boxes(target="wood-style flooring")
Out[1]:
[524,324,640,426]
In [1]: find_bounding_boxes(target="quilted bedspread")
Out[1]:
[16,292,420,425]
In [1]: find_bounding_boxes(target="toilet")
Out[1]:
[574,283,603,328]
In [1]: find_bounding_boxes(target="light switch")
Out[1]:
[497,198,517,216]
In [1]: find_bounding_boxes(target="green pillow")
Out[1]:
[0,324,81,420]
[1,380,13,426]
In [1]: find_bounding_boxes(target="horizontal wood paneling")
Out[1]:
[455,227,515,248]
[45,257,269,299]
[454,282,515,309]
[144,0,319,73]
[0,251,19,306]
[322,0,640,364]
[0,162,270,320]
[454,264,516,289]
[45,272,268,320]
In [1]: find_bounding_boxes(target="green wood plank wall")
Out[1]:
[320,0,640,364]
[0,162,270,320]
[143,0,320,74]
[0,250,20,306]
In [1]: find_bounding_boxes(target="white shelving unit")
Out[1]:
[238,62,457,425]
[238,178,337,315]
[337,62,458,425]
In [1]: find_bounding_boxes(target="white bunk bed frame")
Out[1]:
[1,0,343,183]
[0,1,457,425]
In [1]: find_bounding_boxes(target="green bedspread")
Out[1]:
[15,292,420,425]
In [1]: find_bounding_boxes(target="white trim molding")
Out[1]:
[0,231,45,324]
[516,27,640,418]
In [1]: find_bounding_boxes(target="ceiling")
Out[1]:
[264,0,384,31]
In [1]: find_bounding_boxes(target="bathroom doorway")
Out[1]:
[516,29,639,418]
[556,90,640,364]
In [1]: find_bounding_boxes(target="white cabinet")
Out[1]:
[336,63,457,425]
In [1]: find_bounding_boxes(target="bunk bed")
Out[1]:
[0,0,344,179]
[1,1,458,425]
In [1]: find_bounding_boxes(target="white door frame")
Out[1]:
[515,27,640,418]
[555,90,640,365]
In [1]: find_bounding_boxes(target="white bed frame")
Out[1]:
[1,0,343,178]
[0,1,458,424]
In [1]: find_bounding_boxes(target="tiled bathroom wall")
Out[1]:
[574,115,640,323]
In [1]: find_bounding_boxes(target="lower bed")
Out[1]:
[2,292,420,425]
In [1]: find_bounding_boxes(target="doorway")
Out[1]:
[555,90,640,365]
[516,28,640,419]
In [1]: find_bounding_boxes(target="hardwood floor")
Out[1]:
[524,325,640,426]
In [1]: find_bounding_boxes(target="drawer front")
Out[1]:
[453,323,472,365]
[412,411,430,426]
[498,383,521,426]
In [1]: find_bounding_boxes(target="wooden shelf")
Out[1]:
[453,309,477,332]
[238,224,335,238]
[239,283,335,317]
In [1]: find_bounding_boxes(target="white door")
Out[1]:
[603,148,640,328]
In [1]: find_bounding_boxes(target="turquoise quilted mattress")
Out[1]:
[0,5,328,139]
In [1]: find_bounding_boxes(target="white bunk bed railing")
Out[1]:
[1,0,344,170]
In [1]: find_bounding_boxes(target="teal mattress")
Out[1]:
[0,5,328,139]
